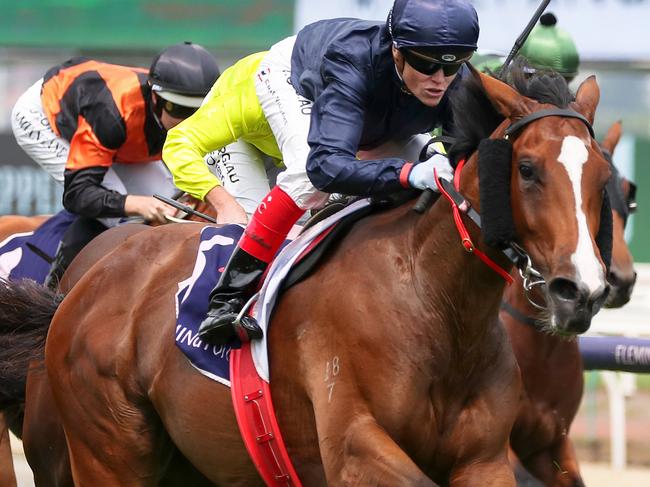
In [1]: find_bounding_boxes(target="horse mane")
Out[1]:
[448,58,574,164]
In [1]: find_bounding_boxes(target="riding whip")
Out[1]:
[153,193,217,223]
[496,0,552,79]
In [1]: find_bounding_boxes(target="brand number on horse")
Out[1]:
[325,356,340,403]
[324,356,340,381]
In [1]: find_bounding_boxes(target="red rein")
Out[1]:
[434,159,514,285]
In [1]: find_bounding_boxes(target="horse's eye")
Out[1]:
[518,163,535,181]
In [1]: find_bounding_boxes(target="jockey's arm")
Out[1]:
[62,126,175,224]
[163,88,257,223]
[305,59,413,197]
[61,124,127,219]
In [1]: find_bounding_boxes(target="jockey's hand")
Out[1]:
[124,195,175,224]
[205,186,248,224]
[407,152,454,191]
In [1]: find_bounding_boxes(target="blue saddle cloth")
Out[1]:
[0,210,76,283]
[175,224,295,385]
[175,225,245,386]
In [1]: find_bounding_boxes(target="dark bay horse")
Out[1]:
[2,68,611,485]
[505,121,637,487]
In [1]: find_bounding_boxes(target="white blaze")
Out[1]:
[557,136,605,293]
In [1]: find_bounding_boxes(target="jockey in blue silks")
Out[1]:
[196,0,480,344]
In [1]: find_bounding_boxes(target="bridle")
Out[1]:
[432,107,596,310]
[503,108,594,139]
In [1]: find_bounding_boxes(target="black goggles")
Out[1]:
[402,49,468,76]
[162,100,198,119]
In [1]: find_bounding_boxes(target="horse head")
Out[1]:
[600,121,638,307]
[471,68,611,334]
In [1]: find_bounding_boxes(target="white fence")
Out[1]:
[586,263,650,469]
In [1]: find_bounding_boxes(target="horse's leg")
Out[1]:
[52,380,174,485]
[519,438,584,487]
[47,347,175,485]
[285,340,436,487]
[23,365,73,487]
[150,343,263,486]
[0,413,17,487]
[317,412,438,486]
[448,456,516,486]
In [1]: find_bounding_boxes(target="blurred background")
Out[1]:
[1,0,650,258]
[1,1,649,485]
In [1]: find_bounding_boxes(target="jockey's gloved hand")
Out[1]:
[407,152,454,191]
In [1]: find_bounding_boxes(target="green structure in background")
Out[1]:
[629,138,650,261]
[472,13,579,80]
[0,0,294,51]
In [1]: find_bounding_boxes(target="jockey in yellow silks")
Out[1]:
[163,51,283,221]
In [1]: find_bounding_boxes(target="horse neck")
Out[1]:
[409,159,511,349]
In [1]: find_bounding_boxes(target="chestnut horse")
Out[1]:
[0,199,214,486]
[2,68,611,486]
[506,121,637,487]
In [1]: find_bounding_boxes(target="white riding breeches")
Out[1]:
[205,140,277,216]
[254,36,329,210]
[11,79,69,184]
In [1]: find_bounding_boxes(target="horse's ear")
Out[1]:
[573,75,600,125]
[601,120,622,156]
[474,68,531,119]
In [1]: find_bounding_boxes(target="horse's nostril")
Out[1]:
[548,277,580,302]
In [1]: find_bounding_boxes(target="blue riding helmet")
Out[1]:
[388,0,479,52]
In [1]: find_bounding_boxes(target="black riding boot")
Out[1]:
[43,217,107,290]
[44,243,71,290]
[198,246,267,344]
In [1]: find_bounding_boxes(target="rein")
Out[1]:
[434,160,514,284]
[433,161,544,288]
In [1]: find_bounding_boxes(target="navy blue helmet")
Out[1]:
[388,0,479,54]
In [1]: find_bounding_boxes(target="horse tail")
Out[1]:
[0,279,62,409]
